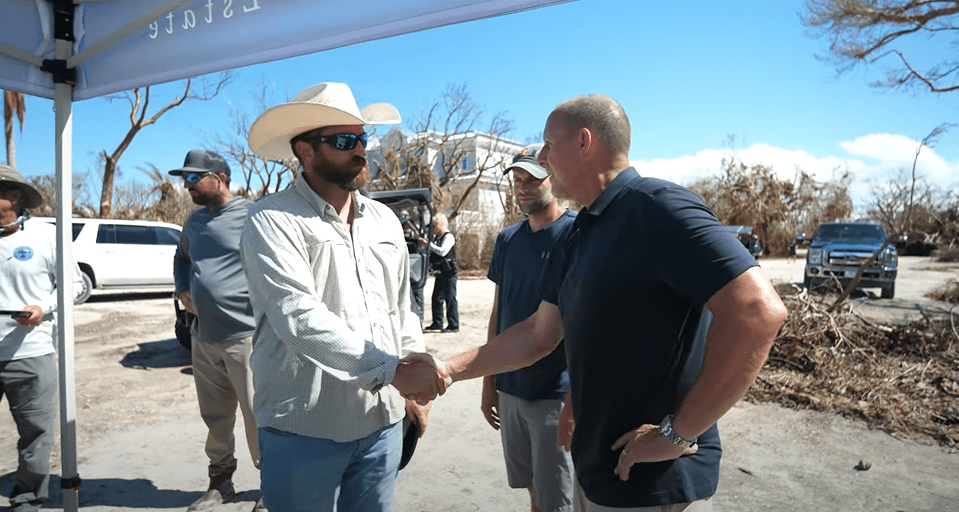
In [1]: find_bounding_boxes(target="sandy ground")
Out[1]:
[1,256,958,511]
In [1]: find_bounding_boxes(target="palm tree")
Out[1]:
[4,89,26,167]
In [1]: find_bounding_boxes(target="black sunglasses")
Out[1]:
[308,132,369,151]
[182,172,217,184]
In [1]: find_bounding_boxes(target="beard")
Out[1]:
[311,152,367,192]
[519,192,554,215]
[189,189,218,208]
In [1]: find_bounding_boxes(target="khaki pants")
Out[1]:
[192,336,260,477]
[573,480,712,512]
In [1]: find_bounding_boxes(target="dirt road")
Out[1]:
[1,256,957,510]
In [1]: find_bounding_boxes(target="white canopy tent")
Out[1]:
[0,1,575,509]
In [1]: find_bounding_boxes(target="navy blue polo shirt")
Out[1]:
[540,168,756,507]
[488,210,577,400]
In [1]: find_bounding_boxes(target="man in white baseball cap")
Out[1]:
[241,83,448,511]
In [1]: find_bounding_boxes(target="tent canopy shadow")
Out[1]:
[1,473,259,509]
[119,339,191,370]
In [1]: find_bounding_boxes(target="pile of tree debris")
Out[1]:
[927,277,959,304]
[747,283,959,449]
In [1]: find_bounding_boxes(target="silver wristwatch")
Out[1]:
[658,414,695,449]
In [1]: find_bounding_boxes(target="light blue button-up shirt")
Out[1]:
[240,176,424,442]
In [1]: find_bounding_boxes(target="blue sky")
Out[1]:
[9,0,958,211]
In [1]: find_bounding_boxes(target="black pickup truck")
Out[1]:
[801,222,898,298]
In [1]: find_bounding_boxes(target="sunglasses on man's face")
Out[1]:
[182,172,217,184]
[311,132,368,151]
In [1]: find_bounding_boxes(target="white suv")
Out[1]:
[28,217,182,304]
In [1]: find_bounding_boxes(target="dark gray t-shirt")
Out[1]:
[174,196,255,343]
[488,210,576,400]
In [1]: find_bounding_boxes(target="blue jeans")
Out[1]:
[258,422,402,512]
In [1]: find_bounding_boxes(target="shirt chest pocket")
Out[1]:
[361,240,402,310]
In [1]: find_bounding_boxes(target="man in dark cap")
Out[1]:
[170,150,264,511]
[1,164,82,512]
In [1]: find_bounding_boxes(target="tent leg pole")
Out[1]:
[54,35,80,512]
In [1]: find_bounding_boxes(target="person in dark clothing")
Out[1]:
[420,213,458,333]
[409,94,789,511]
[482,143,576,512]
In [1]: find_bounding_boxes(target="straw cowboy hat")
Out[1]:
[248,82,401,160]
[0,163,43,209]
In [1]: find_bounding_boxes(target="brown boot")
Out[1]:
[186,479,235,511]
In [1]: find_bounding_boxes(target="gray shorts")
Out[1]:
[498,391,574,512]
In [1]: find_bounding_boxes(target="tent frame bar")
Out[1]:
[67,0,194,68]
[0,43,45,67]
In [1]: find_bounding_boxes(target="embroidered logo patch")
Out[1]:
[13,246,34,261]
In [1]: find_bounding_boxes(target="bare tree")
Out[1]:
[131,164,197,225]
[209,80,297,198]
[802,0,959,92]
[26,173,89,217]
[496,172,525,228]
[690,156,853,256]
[4,90,25,166]
[867,169,940,238]
[369,84,515,222]
[97,72,233,217]
[789,167,855,232]
[375,139,439,193]
[928,194,959,252]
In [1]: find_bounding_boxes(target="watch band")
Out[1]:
[658,414,695,449]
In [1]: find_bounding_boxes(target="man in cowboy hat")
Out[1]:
[170,150,264,511]
[1,164,82,512]
[241,82,448,512]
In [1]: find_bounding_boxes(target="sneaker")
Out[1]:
[441,328,459,333]
[423,324,443,332]
[187,482,235,511]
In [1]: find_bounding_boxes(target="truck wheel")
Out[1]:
[74,272,93,305]
[881,283,895,299]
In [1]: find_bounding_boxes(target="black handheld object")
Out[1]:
[0,310,31,318]
[398,417,420,471]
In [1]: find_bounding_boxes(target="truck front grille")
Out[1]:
[827,252,871,266]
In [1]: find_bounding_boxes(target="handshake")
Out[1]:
[392,353,453,405]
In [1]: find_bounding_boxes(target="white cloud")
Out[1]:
[840,133,917,163]
[839,133,957,186]
[631,134,959,211]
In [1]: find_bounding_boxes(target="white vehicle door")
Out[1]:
[93,224,180,286]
